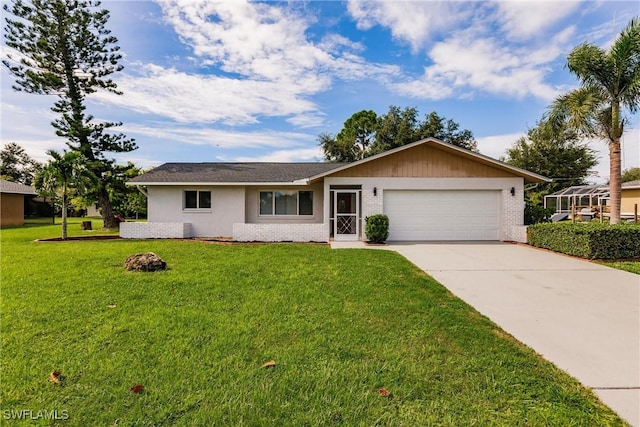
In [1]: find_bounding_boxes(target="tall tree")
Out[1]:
[416,111,478,152]
[372,106,419,153]
[546,17,640,224]
[502,122,598,204]
[621,167,640,183]
[3,0,136,228]
[35,150,97,240]
[320,106,477,162]
[104,162,147,219]
[0,142,41,185]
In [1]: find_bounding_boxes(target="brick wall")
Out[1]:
[233,223,328,242]
[120,222,191,239]
[361,189,383,219]
[502,188,526,242]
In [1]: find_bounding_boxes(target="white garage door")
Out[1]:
[383,190,500,241]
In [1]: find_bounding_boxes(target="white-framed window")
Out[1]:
[259,191,313,216]
[184,190,211,210]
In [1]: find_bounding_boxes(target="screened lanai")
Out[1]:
[544,185,609,214]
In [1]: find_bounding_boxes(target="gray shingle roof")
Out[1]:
[622,179,640,189]
[0,179,36,195]
[129,162,345,184]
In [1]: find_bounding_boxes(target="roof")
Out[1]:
[308,138,551,184]
[128,162,345,185]
[0,180,36,195]
[547,185,609,197]
[129,138,550,186]
[622,179,640,189]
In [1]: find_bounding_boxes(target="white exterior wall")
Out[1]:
[147,186,244,238]
[120,222,190,239]
[233,223,328,242]
[324,177,525,242]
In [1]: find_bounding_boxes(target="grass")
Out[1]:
[0,219,626,425]
[599,260,640,275]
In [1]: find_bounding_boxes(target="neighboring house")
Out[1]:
[122,138,549,243]
[0,179,37,227]
[621,180,640,214]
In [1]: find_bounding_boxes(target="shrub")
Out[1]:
[527,222,640,259]
[524,199,554,225]
[365,214,389,244]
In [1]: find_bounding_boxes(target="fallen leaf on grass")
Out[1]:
[48,370,62,384]
[261,360,276,369]
[130,384,145,393]
[378,388,391,397]
[107,305,116,309]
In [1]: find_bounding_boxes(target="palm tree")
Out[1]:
[547,18,640,224]
[34,150,97,239]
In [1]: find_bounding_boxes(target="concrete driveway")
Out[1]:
[332,241,640,425]
[388,242,640,426]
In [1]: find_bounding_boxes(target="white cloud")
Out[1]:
[347,0,471,52]
[93,64,320,125]
[493,0,582,40]
[344,0,576,101]
[476,132,525,160]
[390,22,575,101]
[120,123,314,150]
[157,0,398,86]
[87,0,398,128]
[234,147,324,163]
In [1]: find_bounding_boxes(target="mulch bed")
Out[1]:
[36,235,121,242]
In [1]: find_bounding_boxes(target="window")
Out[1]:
[259,191,313,216]
[184,190,211,209]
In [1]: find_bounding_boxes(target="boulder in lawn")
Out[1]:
[124,252,167,272]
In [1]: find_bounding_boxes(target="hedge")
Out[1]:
[527,222,640,260]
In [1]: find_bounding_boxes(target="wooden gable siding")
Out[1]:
[327,144,519,178]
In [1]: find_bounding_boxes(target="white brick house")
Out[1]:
[122,138,549,243]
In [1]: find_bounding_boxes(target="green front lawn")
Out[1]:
[0,221,625,425]
[599,261,640,275]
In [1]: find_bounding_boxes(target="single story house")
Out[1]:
[122,138,549,243]
[620,180,640,214]
[0,179,37,227]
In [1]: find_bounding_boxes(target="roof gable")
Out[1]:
[310,138,550,183]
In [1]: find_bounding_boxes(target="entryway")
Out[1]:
[333,190,359,241]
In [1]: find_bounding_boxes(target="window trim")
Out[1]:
[259,190,314,216]
[183,189,212,211]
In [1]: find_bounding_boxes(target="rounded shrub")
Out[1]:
[365,214,389,244]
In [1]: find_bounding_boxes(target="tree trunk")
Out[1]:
[609,140,622,224]
[98,188,119,228]
[62,190,68,240]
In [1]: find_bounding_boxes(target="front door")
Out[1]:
[334,191,359,241]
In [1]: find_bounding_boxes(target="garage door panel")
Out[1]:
[384,190,500,241]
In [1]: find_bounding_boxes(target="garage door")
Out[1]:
[383,190,500,241]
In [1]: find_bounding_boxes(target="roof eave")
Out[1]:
[126,181,313,186]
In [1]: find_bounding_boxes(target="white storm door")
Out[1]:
[334,191,359,241]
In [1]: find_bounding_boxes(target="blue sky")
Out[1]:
[2,0,639,183]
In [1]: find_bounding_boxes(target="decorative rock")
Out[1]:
[124,252,167,272]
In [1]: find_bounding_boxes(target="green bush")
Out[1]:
[527,222,640,259]
[524,199,554,225]
[365,214,389,244]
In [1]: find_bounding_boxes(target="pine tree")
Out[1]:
[3,0,136,228]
